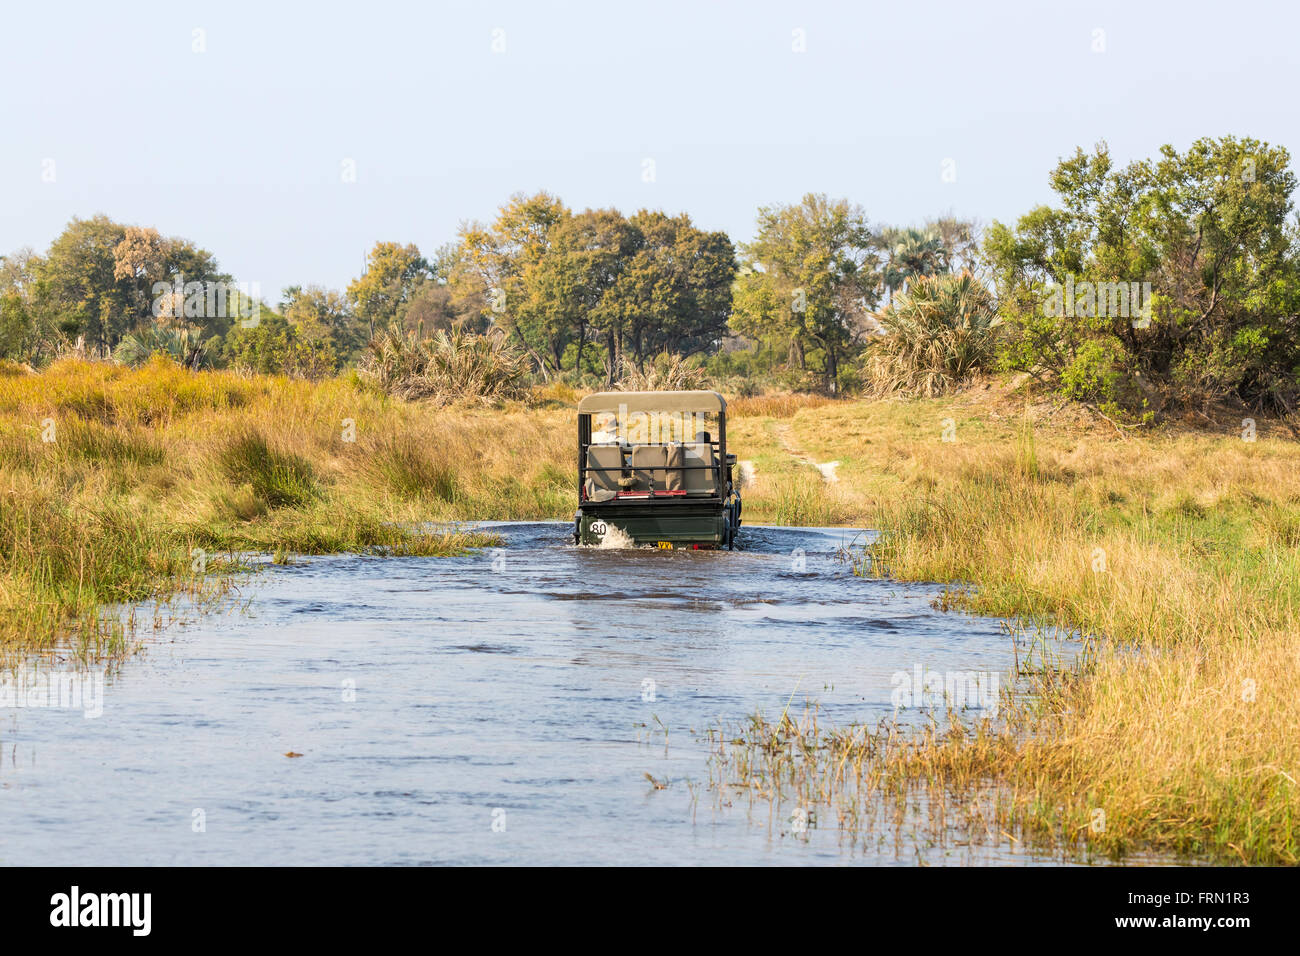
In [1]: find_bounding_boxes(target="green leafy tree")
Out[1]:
[346,242,432,340]
[732,194,879,392]
[282,285,354,369]
[452,191,571,378]
[987,136,1300,415]
[222,312,295,374]
[522,207,635,382]
[0,249,45,361]
[35,216,130,354]
[515,207,737,385]
[614,210,737,369]
[222,309,334,378]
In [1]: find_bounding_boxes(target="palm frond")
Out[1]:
[862,271,1001,397]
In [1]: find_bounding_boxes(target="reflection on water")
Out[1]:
[0,522,1097,865]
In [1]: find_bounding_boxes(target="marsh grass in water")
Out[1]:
[706,701,1104,862]
[0,358,506,656]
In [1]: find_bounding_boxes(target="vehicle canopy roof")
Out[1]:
[577,390,726,416]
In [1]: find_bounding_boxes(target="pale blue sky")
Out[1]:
[3,0,1295,299]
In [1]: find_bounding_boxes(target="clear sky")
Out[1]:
[3,0,1296,300]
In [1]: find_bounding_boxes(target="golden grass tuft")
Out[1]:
[729,392,833,419]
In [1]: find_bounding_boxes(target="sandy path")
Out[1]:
[773,423,841,483]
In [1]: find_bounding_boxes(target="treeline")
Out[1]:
[4,134,1300,418]
[0,199,972,391]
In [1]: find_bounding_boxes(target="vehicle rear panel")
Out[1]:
[578,501,726,547]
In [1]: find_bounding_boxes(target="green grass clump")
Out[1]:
[219,430,318,508]
[367,435,459,502]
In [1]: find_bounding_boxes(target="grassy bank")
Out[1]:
[0,358,547,654]
[0,363,844,654]
[0,363,842,655]
[720,390,1300,864]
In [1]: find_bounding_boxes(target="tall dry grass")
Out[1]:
[727,392,833,418]
[865,425,1300,862]
[0,357,552,654]
[615,353,707,391]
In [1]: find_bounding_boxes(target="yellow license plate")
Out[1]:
[656,541,673,550]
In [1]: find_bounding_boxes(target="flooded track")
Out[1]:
[0,522,1084,865]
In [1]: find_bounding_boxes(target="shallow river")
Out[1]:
[1,522,1089,865]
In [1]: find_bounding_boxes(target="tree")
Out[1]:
[732,194,879,392]
[222,306,336,379]
[0,249,44,361]
[878,226,948,298]
[346,242,431,340]
[525,208,638,383]
[926,216,981,273]
[397,277,475,335]
[35,216,228,357]
[36,215,129,354]
[111,226,167,329]
[986,136,1300,415]
[613,210,736,368]
[282,285,353,371]
[452,191,571,378]
[222,312,297,375]
[515,207,738,385]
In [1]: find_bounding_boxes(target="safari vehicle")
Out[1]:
[574,390,741,549]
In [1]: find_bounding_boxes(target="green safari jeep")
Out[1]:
[573,390,741,550]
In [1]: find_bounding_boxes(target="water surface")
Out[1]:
[0,522,1087,865]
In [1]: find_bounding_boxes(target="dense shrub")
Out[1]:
[986,136,1300,417]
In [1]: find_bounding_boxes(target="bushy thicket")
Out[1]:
[986,136,1300,419]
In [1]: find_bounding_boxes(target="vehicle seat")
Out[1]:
[585,445,624,499]
[683,442,717,494]
[630,444,666,492]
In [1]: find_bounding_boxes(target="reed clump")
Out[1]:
[862,272,1002,398]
